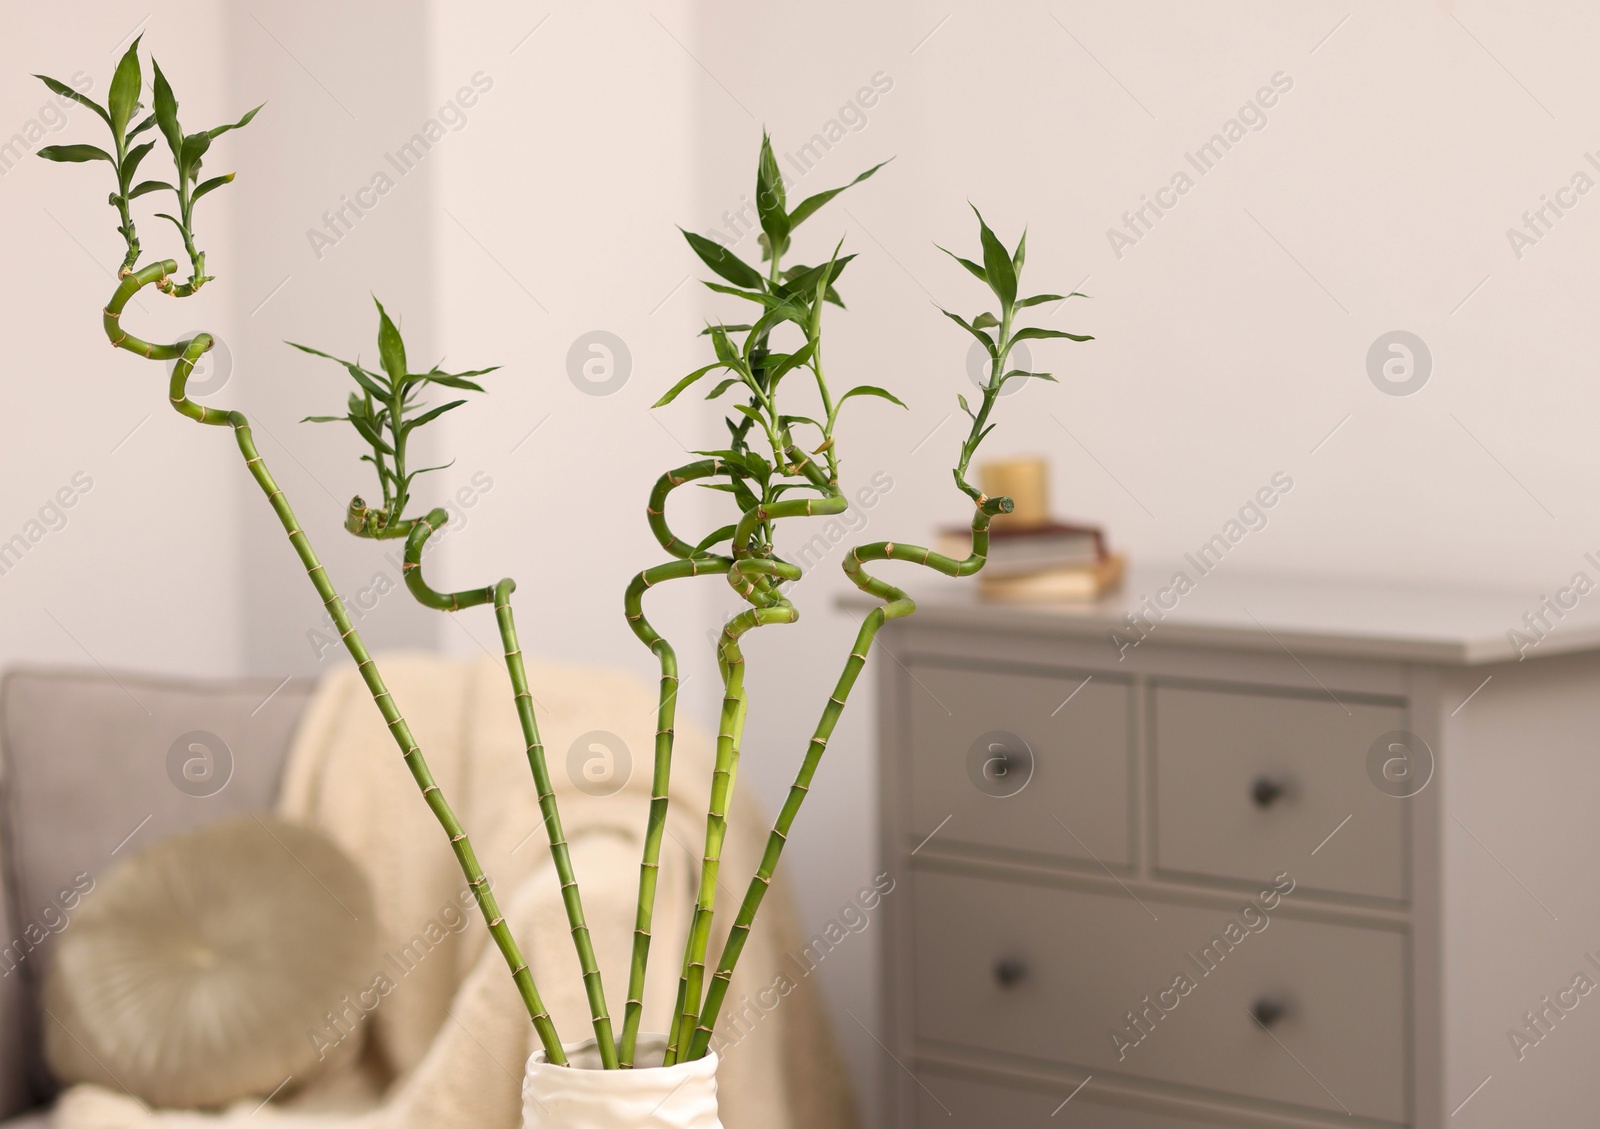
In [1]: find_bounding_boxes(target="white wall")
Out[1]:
[224,0,442,675]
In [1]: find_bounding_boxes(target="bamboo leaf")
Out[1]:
[787,158,891,228]
[704,377,744,400]
[1012,228,1027,273]
[372,297,407,387]
[654,362,722,407]
[702,280,777,306]
[745,300,809,349]
[285,341,357,366]
[129,179,174,198]
[776,254,855,302]
[693,524,737,553]
[34,75,110,127]
[401,399,466,434]
[957,393,974,418]
[681,228,765,289]
[121,140,156,182]
[36,144,114,164]
[348,413,395,455]
[971,312,999,329]
[1015,292,1076,308]
[193,172,234,201]
[127,114,157,139]
[766,340,817,385]
[838,385,908,409]
[424,373,489,392]
[1010,326,1093,343]
[936,244,987,284]
[732,477,760,510]
[430,364,499,380]
[939,308,996,356]
[152,60,183,165]
[972,204,1017,308]
[108,36,142,136]
[708,324,742,370]
[1001,369,1057,383]
[179,131,211,179]
[342,364,391,401]
[286,341,392,400]
[755,132,790,259]
[301,414,348,423]
[206,103,263,139]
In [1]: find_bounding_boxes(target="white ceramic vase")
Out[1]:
[522,1035,722,1129]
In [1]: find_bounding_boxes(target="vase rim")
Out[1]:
[526,1033,718,1082]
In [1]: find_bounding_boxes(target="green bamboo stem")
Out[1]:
[686,497,1011,1060]
[621,462,735,1067]
[99,268,570,1064]
[664,481,844,1065]
[622,461,800,1066]
[405,510,620,1067]
[619,555,725,1066]
[647,459,726,559]
[667,605,781,1061]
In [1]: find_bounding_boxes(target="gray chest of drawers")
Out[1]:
[870,570,1600,1128]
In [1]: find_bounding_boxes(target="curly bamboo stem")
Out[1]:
[405,510,619,1067]
[662,477,844,1064]
[619,554,730,1066]
[103,265,570,1065]
[686,497,1010,1060]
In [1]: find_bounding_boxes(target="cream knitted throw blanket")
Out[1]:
[53,655,856,1129]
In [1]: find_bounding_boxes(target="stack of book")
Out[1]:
[937,520,1123,602]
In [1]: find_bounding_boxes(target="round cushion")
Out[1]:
[44,814,377,1108]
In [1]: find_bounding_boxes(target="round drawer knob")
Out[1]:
[1251,997,1288,1028]
[1250,776,1286,808]
[994,957,1028,988]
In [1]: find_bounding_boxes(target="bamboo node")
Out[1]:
[450,833,465,843]
[488,916,503,926]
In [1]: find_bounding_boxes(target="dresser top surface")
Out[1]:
[844,562,1600,666]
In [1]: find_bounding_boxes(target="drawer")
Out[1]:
[915,1070,1237,1128]
[1153,685,1407,902]
[911,870,1407,1124]
[906,662,1131,866]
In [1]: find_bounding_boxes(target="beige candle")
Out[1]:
[980,456,1050,530]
